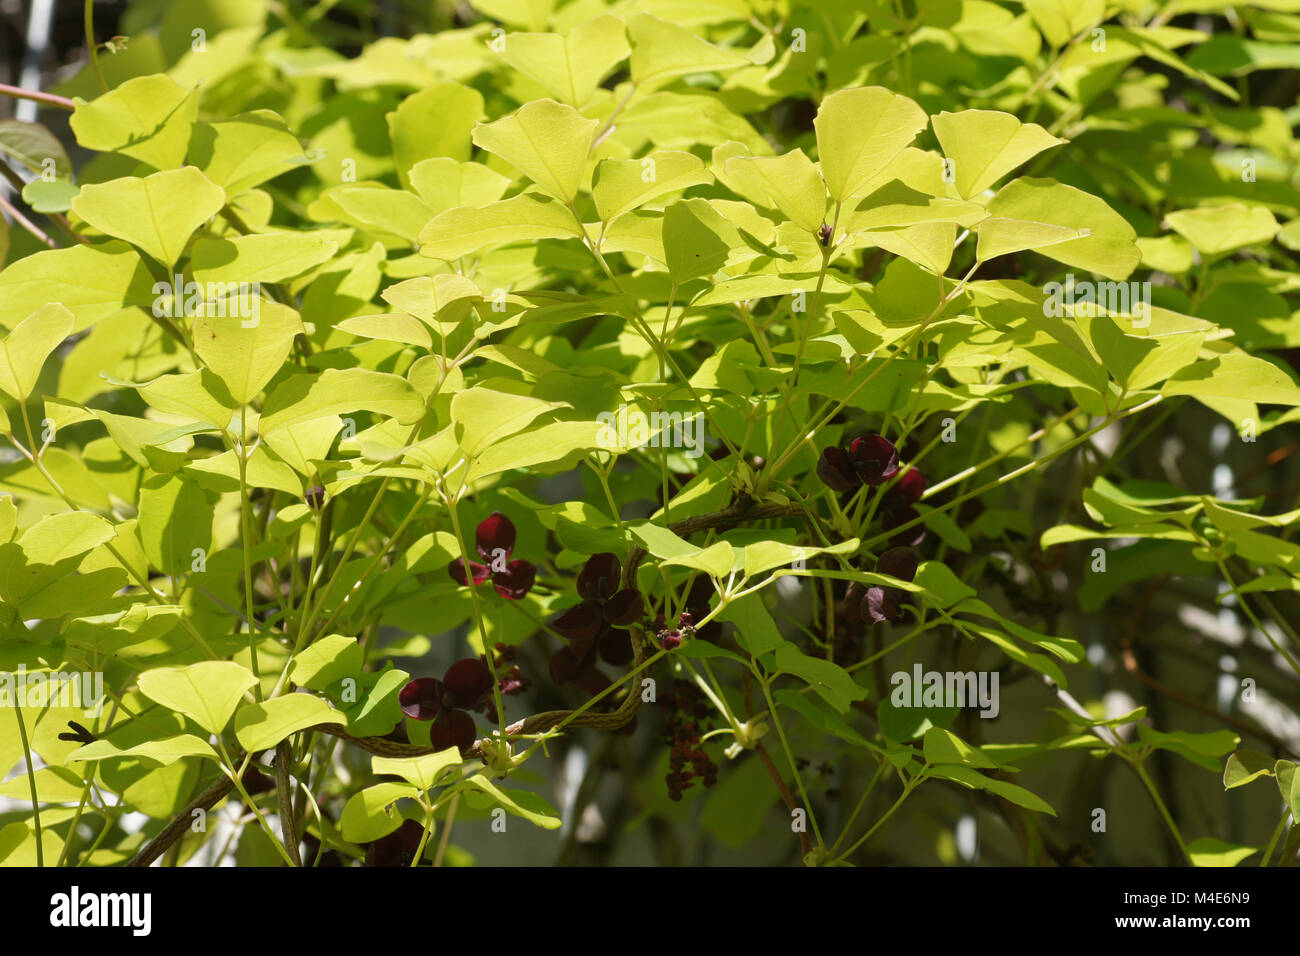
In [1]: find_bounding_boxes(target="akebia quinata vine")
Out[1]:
[0,0,1296,877]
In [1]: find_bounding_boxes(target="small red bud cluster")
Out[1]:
[660,679,718,800]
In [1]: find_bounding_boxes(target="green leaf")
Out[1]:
[234,694,344,752]
[137,661,258,735]
[1025,0,1106,48]
[69,74,196,170]
[494,15,629,106]
[340,782,420,843]
[1277,760,1299,819]
[462,776,562,829]
[656,540,735,580]
[290,635,364,691]
[450,387,566,456]
[929,764,1056,815]
[0,241,153,332]
[386,82,483,187]
[193,301,303,405]
[931,109,1065,200]
[137,475,212,576]
[626,13,760,87]
[743,538,858,579]
[1186,837,1257,868]
[976,178,1141,280]
[723,148,827,232]
[408,157,512,213]
[191,234,338,286]
[1222,749,1275,790]
[593,150,712,224]
[718,594,785,657]
[259,368,425,433]
[1137,725,1240,772]
[1164,352,1300,407]
[814,86,927,203]
[0,119,72,179]
[372,749,462,790]
[187,110,307,197]
[772,644,867,713]
[0,303,75,401]
[70,734,219,766]
[419,192,582,260]
[662,198,738,281]
[471,99,597,203]
[71,168,226,268]
[21,179,79,214]
[923,727,999,768]
[1165,203,1279,257]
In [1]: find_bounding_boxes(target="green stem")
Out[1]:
[84,0,107,93]
[1131,758,1192,865]
[13,704,44,866]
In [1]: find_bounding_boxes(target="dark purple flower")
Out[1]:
[448,512,535,600]
[398,658,494,755]
[365,818,426,867]
[848,434,900,486]
[816,434,900,490]
[884,506,926,547]
[885,467,926,507]
[817,446,859,492]
[553,552,644,639]
[858,546,920,624]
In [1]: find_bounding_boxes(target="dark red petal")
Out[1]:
[816,446,859,492]
[431,710,476,754]
[889,467,926,506]
[598,629,634,666]
[449,558,490,587]
[442,659,493,709]
[398,678,443,720]
[885,507,926,548]
[475,511,516,562]
[875,546,919,584]
[554,601,603,640]
[602,588,644,626]
[492,559,535,600]
[549,647,582,684]
[849,434,900,486]
[577,552,622,601]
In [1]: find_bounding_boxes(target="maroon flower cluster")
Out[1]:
[549,553,642,696]
[817,434,900,491]
[399,658,494,754]
[448,512,535,599]
[660,680,718,800]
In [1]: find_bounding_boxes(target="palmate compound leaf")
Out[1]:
[975,177,1141,280]
[418,192,583,260]
[71,167,227,269]
[930,109,1066,200]
[137,661,258,736]
[470,99,598,203]
[0,303,75,401]
[814,86,928,204]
